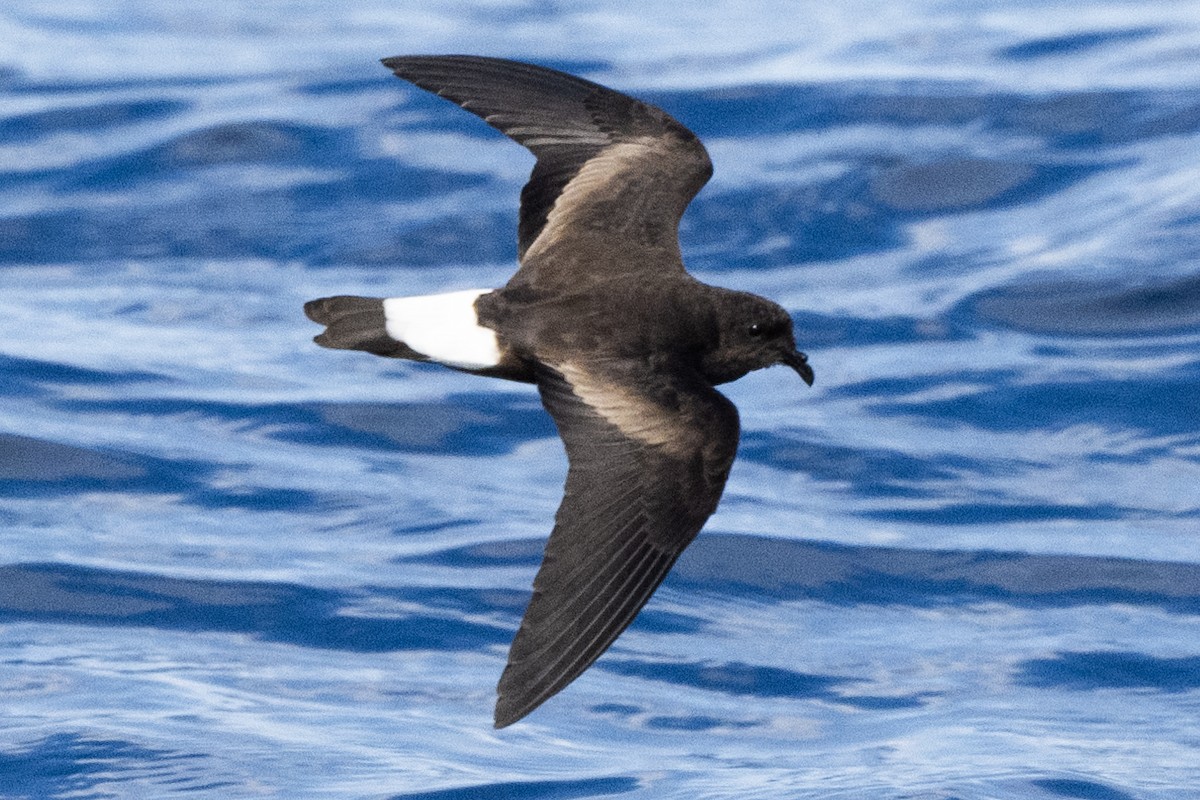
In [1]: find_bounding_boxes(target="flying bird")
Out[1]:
[305,55,814,728]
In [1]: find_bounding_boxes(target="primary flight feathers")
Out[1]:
[381,55,712,261]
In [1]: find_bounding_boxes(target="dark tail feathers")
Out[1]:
[303,296,427,360]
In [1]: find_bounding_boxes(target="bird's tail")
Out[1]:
[303,295,428,360]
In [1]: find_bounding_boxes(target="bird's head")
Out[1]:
[702,291,814,386]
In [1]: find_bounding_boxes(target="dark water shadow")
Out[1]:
[0,563,511,653]
[8,71,1198,268]
[0,432,204,499]
[0,732,228,798]
[15,536,1192,668]
[62,392,553,456]
[387,776,639,800]
[0,98,188,143]
[693,420,1157,522]
[788,309,964,349]
[599,658,930,710]
[1030,777,1137,800]
[847,361,1200,437]
[418,534,1200,615]
[998,27,1161,61]
[1017,651,1200,692]
[739,430,1012,501]
[0,430,334,513]
[0,116,499,266]
[3,388,552,509]
[672,535,1200,614]
[861,502,1135,526]
[958,272,1200,337]
[642,714,759,731]
[683,159,1103,271]
[0,352,168,398]
[1,432,147,482]
[870,158,1098,215]
[662,79,1200,149]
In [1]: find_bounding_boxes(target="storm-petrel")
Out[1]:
[304,55,814,728]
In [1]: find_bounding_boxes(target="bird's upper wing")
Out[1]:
[493,358,739,728]
[381,55,712,270]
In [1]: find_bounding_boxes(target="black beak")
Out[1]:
[784,350,815,386]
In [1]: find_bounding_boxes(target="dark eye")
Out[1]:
[748,322,766,338]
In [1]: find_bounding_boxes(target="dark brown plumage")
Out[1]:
[304,55,814,728]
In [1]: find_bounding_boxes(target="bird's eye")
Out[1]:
[748,322,766,338]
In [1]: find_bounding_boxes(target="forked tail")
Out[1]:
[303,296,428,360]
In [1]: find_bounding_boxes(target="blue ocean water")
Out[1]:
[2,1,1199,797]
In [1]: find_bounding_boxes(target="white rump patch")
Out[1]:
[383,289,501,369]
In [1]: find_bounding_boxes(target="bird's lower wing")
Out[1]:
[494,359,739,727]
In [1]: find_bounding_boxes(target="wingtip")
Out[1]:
[380,54,424,76]
[494,667,558,729]
[492,695,525,729]
[380,54,478,73]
